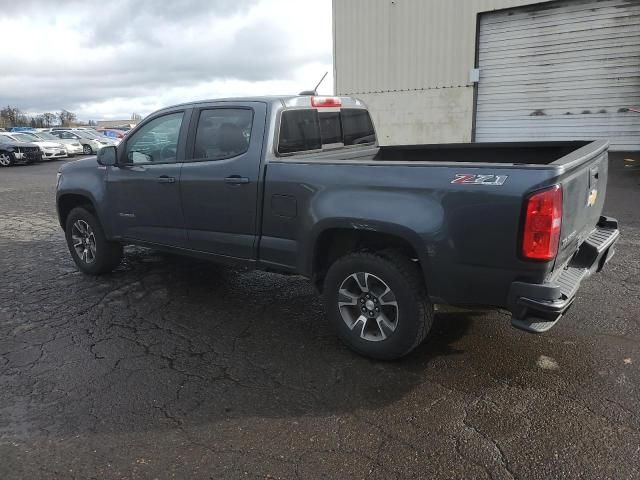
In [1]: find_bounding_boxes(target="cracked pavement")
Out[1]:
[1,155,639,479]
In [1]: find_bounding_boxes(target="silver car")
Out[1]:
[49,130,111,155]
[22,131,84,156]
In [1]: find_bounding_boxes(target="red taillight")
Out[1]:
[311,96,342,108]
[522,185,563,261]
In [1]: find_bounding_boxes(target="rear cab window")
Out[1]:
[277,106,376,155]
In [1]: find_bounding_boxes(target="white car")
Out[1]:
[21,131,83,156]
[49,130,112,154]
[0,132,67,160]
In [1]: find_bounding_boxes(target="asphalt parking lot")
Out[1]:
[1,154,639,479]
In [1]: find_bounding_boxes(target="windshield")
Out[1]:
[13,133,37,143]
[77,131,102,139]
[35,132,60,141]
[0,134,19,142]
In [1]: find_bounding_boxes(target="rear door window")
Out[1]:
[190,108,253,161]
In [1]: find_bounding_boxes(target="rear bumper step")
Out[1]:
[509,216,619,333]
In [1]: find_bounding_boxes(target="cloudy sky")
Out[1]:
[0,0,333,121]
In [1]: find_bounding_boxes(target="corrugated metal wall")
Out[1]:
[333,0,550,144]
[333,0,546,93]
[333,0,639,150]
[475,0,640,151]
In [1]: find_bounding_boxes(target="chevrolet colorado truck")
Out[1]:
[56,95,620,359]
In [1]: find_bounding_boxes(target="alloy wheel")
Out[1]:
[71,220,97,264]
[0,153,12,167]
[337,272,399,342]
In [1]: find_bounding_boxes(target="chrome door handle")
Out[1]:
[224,176,250,185]
[157,176,176,184]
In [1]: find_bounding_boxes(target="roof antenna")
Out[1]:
[299,71,329,96]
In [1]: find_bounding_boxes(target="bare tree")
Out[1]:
[58,110,77,127]
[42,112,56,127]
[1,106,20,127]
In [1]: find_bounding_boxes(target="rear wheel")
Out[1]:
[82,144,93,155]
[323,251,433,360]
[0,152,14,167]
[65,207,123,275]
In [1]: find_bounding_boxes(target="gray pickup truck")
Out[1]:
[56,95,619,359]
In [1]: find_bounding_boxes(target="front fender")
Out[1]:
[56,159,109,234]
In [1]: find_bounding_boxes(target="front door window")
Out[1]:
[125,112,184,164]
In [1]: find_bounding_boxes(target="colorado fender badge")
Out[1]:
[451,174,508,186]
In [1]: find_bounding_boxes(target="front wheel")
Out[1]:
[65,207,123,275]
[323,251,433,360]
[82,144,93,155]
[0,152,14,167]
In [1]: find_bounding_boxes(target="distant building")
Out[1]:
[333,0,640,151]
[96,120,137,129]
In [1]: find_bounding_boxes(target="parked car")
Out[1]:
[21,131,83,157]
[0,132,67,160]
[79,129,120,147]
[56,95,619,360]
[96,128,126,140]
[49,130,111,154]
[0,136,42,167]
[49,127,98,132]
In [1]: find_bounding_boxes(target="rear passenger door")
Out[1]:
[180,102,267,259]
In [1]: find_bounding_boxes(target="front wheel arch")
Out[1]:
[57,193,97,231]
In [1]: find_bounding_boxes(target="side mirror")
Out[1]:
[97,145,117,166]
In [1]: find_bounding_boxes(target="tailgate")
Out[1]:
[553,141,609,269]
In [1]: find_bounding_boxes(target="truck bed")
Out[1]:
[375,141,590,165]
[288,141,597,167]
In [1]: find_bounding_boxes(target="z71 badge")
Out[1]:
[451,174,508,186]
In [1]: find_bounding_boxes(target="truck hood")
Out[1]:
[59,156,98,174]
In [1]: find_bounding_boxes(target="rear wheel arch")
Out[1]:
[310,226,428,292]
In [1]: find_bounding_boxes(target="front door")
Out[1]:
[180,103,266,258]
[107,110,189,248]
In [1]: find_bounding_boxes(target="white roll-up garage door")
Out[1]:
[475,0,640,152]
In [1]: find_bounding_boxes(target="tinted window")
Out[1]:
[191,108,253,161]
[342,109,376,146]
[278,109,321,154]
[277,108,375,154]
[318,112,342,145]
[125,112,183,164]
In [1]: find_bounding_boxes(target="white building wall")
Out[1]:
[333,0,552,144]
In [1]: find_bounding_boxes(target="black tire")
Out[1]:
[65,207,123,275]
[82,144,93,155]
[323,250,433,360]
[0,151,14,167]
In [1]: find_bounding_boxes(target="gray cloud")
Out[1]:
[0,0,332,118]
